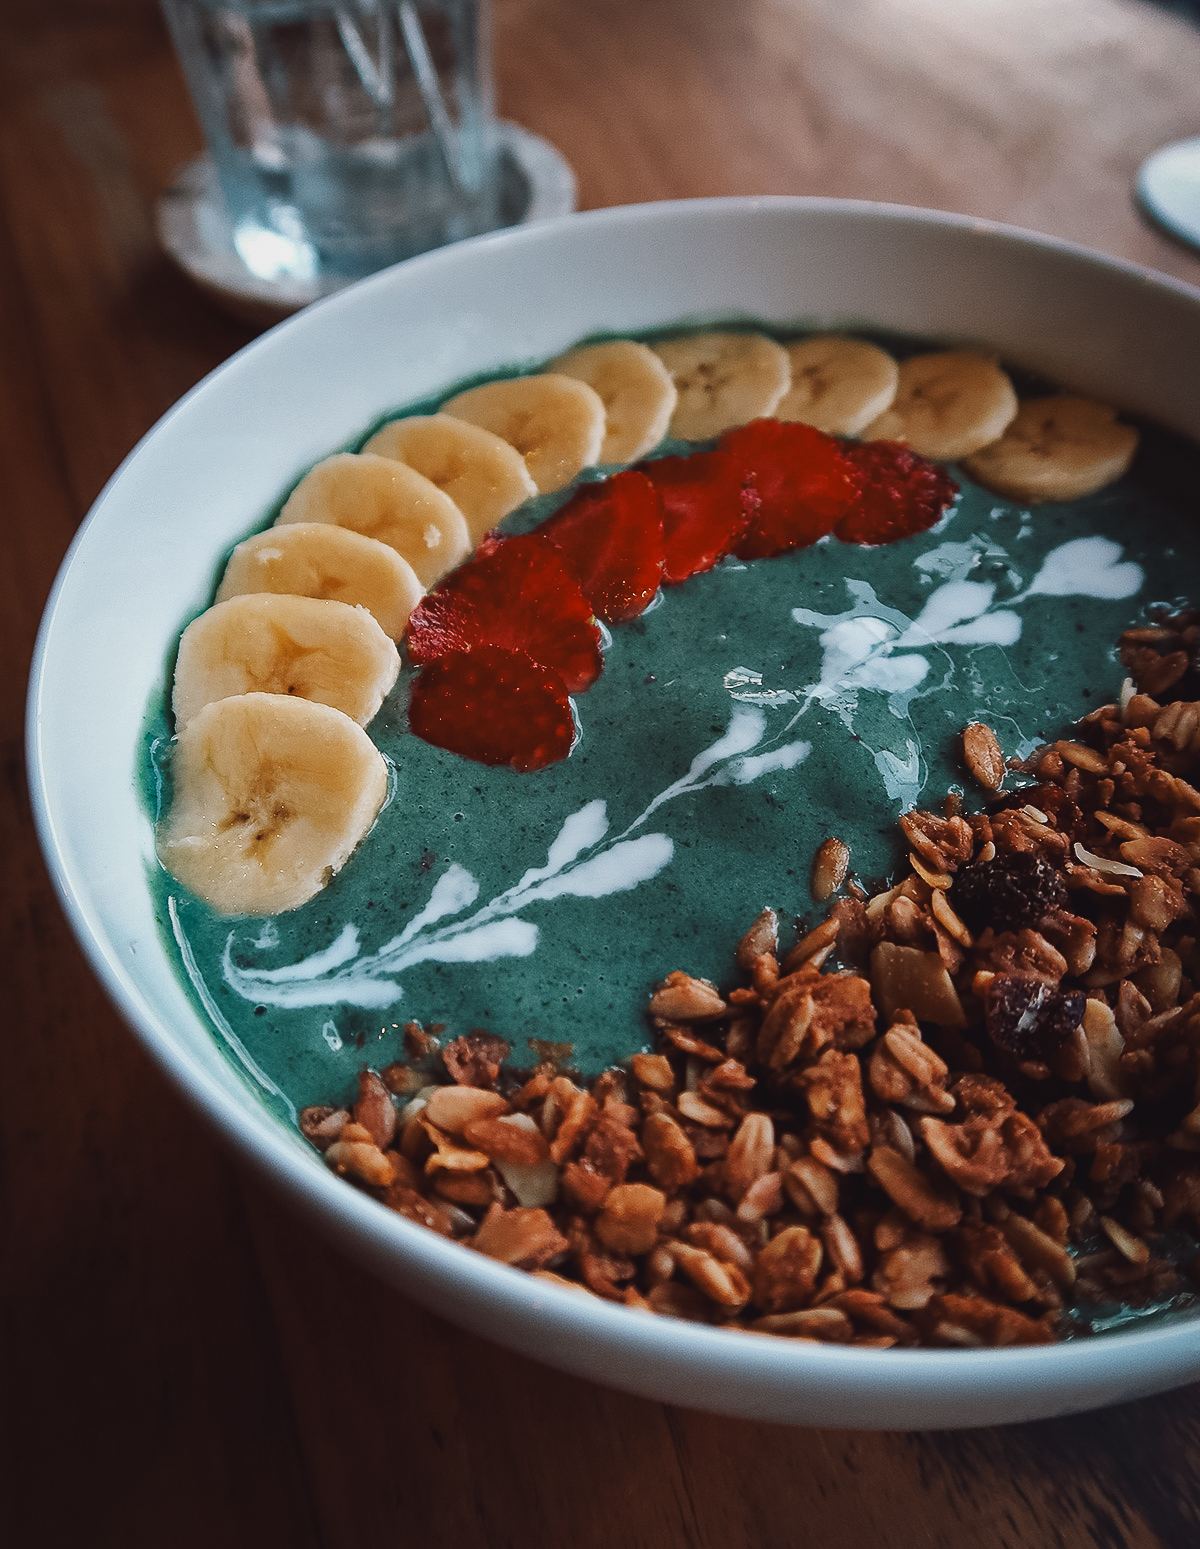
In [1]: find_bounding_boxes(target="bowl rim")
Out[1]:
[27,194,1200,1428]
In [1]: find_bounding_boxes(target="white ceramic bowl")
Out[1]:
[29,198,1200,1429]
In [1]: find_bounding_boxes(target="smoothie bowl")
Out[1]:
[27,197,1200,1428]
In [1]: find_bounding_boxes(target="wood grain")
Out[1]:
[495,0,1200,290]
[3,0,1200,1543]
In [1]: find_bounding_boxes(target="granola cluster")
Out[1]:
[300,612,1200,1349]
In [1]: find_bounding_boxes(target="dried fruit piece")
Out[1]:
[537,470,665,622]
[985,976,1085,1060]
[952,852,1068,935]
[406,532,602,694]
[835,441,957,546]
[407,646,575,772]
[720,419,860,559]
[638,450,759,583]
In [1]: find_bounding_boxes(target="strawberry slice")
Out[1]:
[721,419,861,559]
[638,451,759,584]
[406,532,603,694]
[836,441,958,546]
[537,470,664,622]
[408,646,575,772]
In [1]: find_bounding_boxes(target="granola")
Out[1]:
[304,611,1200,1348]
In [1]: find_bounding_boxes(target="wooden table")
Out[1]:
[5,0,1200,1542]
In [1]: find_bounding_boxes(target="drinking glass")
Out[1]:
[160,0,500,283]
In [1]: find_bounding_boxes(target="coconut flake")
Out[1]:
[1073,841,1143,878]
[493,1114,559,1207]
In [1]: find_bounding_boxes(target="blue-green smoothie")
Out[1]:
[143,333,1200,1126]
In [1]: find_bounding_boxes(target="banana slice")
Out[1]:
[651,331,790,441]
[173,593,400,730]
[362,414,537,546]
[863,350,1018,460]
[157,692,389,917]
[440,374,606,494]
[215,523,424,640]
[962,396,1139,503]
[775,336,900,436]
[277,452,471,588]
[548,339,678,464]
